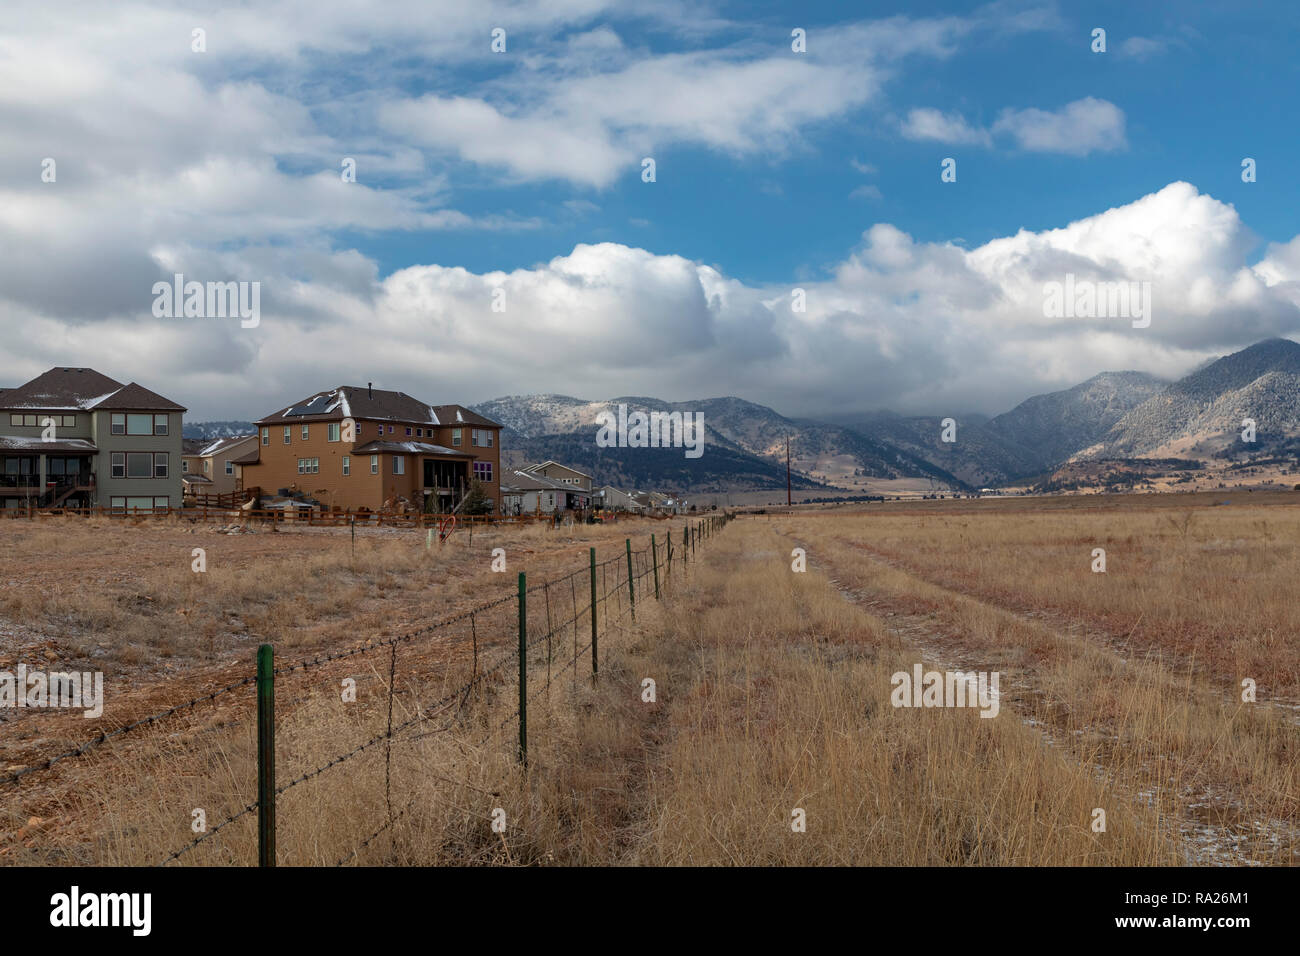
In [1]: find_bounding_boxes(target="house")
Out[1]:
[593,485,641,513]
[0,367,185,511]
[241,385,502,512]
[526,460,593,494]
[629,490,682,515]
[499,469,572,516]
[181,434,259,497]
[522,460,592,511]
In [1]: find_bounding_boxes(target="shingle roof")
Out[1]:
[500,469,571,492]
[256,387,503,428]
[195,435,258,458]
[0,368,185,411]
[0,436,98,453]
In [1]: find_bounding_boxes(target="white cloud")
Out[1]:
[900,108,992,146]
[992,97,1126,155]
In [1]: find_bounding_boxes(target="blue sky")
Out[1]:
[2,0,1299,420]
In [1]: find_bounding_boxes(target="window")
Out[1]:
[283,426,291,445]
[154,414,168,436]
[297,458,305,475]
[300,424,309,440]
[261,427,269,446]
[111,452,125,478]
[370,455,378,475]
[328,423,340,442]
[203,459,211,473]
[473,461,493,482]
[153,497,169,510]
[471,428,494,448]
[126,414,153,435]
[8,414,19,426]
[297,458,318,475]
[225,461,234,476]
[387,425,394,434]
[111,413,125,435]
[127,453,152,478]
[312,457,319,474]
[154,453,168,478]
[403,427,411,436]
[452,428,461,446]
[342,456,350,476]
[60,415,75,428]
[416,428,423,437]
[393,456,405,476]
[181,460,189,473]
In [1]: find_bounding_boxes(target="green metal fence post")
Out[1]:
[651,534,660,599]
[625,538,635,622]
[589,547,598,677]
[517,572,527,765]
[256,643,275,867]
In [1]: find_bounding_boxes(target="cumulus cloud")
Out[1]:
[900,108,992,146]
[992,97,1126,155]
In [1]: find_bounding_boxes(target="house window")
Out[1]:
[473,461,493,482]
[153,497,169,509]
[204,459,211,473]
[328,423,340,442]
[225,461,234,476]
[393,456,405,476]
[342,456,350,476]
[111,414,125,435]
[471,429,494,448]
[370,455,379,475]
[416,428,423,437]
[297,458,318,474]
[452,428,461,446]
[126,453,152,478]
[154,414,168,436]
[154,453,168,478]
[302,424,310,440]
[126,414,153,435]
[8,414,20,426]
[261,427,269,445]
[283,426,291,444]
[297,458,305,475]
[61,415,75,428]
[111,452,125,478]
[182,460,189,473]
[387,425,394,434]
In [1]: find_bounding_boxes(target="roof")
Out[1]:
[351,440,474,457]
[499,469,571,493]
[182,473,214,485]
[231,449,260,466]
[0,368,185,412]
[195,435,258,458]
[527,460,593,480]
[256,386,502,429]
[0,436,98,453]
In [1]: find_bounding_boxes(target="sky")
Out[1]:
[2,0,1299,421]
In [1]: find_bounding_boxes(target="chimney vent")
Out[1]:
[368,382,373,399]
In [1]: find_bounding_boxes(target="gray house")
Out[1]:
[0,368,185,512]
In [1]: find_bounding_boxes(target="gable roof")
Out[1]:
[0,368,185,412]
[526,460,593,480]
[194,435,258,458]
[256,386,502,429]
[500,469,571,492]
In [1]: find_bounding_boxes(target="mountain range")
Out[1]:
[185,338,1300,494]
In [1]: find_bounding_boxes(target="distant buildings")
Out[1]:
[182,435,259,498]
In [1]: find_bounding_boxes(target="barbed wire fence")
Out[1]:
[0,513,734,866]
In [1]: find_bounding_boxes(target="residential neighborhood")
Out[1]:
[0,369,694,520]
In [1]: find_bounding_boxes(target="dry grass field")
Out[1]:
[2,494,1296,865]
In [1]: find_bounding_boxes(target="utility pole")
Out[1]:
[786,435,792,507]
